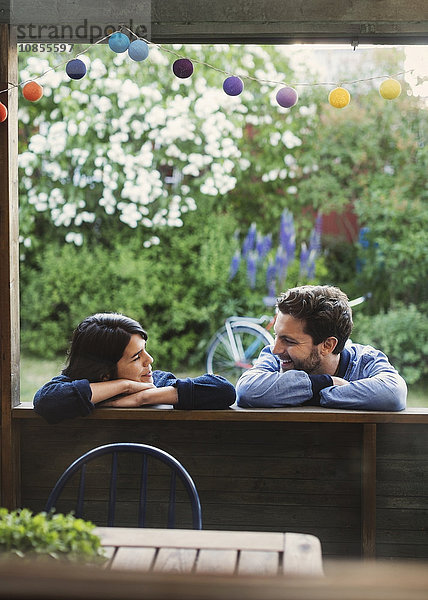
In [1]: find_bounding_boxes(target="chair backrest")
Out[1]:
[44,443,202,529]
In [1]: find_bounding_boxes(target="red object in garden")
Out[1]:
[0,102,7,122]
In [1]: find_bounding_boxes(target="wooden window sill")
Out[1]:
[12,402,428,423]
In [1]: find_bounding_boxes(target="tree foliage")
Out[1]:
[18,44,427,375]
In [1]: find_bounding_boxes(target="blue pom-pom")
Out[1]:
[108,32,130,53]
[128,39,149,62]
[65,59,87,80]
[223,76,244,96]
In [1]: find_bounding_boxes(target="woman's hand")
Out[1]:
[90,379,156,405]
[95,384,179,408]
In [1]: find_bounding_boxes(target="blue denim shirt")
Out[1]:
[236,343,407,411]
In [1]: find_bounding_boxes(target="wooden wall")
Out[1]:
[17,412,428,560]
[376,424,428,559]
[4,0,428,43]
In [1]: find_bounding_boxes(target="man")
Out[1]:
[236,285,406,411]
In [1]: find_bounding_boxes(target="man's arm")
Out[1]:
[236,344,407,411]
[320,347,407,411]
[236,346,316,407]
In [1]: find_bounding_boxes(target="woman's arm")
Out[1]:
[152,371,236,409]
[90,379,157,404]
[101,385,178,407]
[33,376,165,423]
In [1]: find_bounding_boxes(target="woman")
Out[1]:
[33,313,236,424]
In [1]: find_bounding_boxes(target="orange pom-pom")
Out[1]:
[22,81,43,102]
[0,102,7,123]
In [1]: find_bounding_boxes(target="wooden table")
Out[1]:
[96,527,323,576]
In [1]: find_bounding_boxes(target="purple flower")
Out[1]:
[275,247,289,284]
[256,233,272,261]
[229,250,241,280]
[299,242,310,278]
[246,252,257,288]
[266,260,277,297]
[242,223,257,256]
[279,210,296,262]
[300,215,322,279]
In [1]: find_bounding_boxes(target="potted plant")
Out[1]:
[0,508,106,564]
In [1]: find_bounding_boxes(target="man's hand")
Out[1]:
[330,376,350,387]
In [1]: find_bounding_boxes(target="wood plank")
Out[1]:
[361,424,376,558]
[96,528,285,552]
[14,403,428,423]
[237,550,279,575]
[154,0,428,45]
[282,532,323,576]
[153,548,197,573]
[3,559,428,600]
[0,23,20,510]
[195,549,237,574]
[101,546,116,568]
[8,0,428,44]
[111,546,156,571]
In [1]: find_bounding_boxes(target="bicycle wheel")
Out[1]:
[206,322,274,384]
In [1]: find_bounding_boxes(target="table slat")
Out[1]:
[238,550,279,575]
[283,532,323,575]
[111,547,156,571]
[153,548,197,573]
[101,546,116,568]
[196,549,237,574]
[96,527,284,551]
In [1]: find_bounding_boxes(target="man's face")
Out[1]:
[116,334,154,383]
[272,312,324,374]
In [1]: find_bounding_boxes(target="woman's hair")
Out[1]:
[62,313,147,382]
[276,285,353,354]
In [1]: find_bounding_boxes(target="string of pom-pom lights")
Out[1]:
[0,25,413,124]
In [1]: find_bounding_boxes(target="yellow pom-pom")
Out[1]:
[379,78,401,100]
[328,87,351,109]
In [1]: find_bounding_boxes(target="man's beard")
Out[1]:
[292,347,323,374]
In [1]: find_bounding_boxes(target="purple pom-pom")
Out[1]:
[276,86,298,108]
[172,58,194,78]
[66,59,87,80]
[223,76,244,96]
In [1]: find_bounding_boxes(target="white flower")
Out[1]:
[65,232,83,246]
[28,134,47,154]
[281,131,302,149]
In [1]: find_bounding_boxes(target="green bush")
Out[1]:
[0,508,106,563]
[20,207,244,369]
[20,203,328,370]
[352,304,428,385]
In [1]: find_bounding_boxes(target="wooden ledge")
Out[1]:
[13,402,428,423]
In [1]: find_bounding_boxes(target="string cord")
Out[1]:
[0,25,416,97]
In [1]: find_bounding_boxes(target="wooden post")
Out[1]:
[361,423,377,558]
[0,24,20,509]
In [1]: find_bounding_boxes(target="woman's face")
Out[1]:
[116,334,153,383]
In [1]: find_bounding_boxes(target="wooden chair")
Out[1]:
[44,443,202,529]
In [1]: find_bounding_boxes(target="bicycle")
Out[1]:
[206,293,370,383]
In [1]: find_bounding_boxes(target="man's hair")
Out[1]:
[62,313,147,382]
[276,285,353,354]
